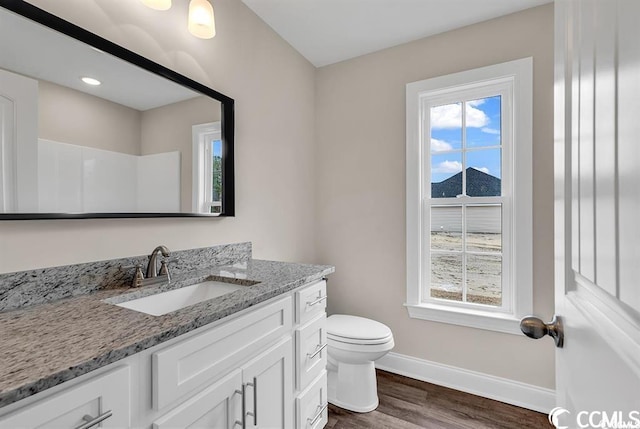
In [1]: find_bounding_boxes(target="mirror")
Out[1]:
[0,1,235,219]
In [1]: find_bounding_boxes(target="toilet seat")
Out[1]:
[327,335,394,354]
[327,332,394,346]
[327,314,393,345]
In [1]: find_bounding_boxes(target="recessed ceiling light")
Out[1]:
[81,77,101,86]
[141,0,171,11]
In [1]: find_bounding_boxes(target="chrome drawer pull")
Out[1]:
[75,410,113,429]
[307,403,328,426]
[307,343,328,360]
[306,296,327,307]
[246,377,258,425]
[235,388,244,428]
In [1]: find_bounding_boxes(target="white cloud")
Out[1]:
[433,160,463,174]
[465,103,489,128]
[431,138,453,152]
[431,103,489,129]
[481,127,500,135]
[472,166,490,174]
[467,99,485,107]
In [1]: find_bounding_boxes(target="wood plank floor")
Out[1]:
[327,370,551,429]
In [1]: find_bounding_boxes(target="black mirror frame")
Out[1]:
[0,0,235,219]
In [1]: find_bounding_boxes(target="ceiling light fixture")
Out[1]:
[140,0,171,11]
[141,0,216,39]
[81,77,101,86]
[188,0,216,39]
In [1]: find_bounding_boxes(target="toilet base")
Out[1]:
[327,361,379,413]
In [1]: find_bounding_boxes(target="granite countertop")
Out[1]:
[0,259,334,408]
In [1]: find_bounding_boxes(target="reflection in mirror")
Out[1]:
[0,2,233,218]
[192,121,223,214]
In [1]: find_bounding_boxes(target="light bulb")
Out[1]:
[81,77,101,86]
[140,0,171,11]
[188,0,216,39]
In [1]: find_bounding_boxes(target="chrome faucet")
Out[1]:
[146,245,170,278]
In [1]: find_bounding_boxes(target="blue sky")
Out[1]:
[430,96,501,183]
[212,139,222,157]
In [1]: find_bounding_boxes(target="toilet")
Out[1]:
[326,314,394,413]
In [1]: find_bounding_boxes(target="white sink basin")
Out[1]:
[115,281,244,316]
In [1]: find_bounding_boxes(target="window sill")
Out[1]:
[404,302,523,335]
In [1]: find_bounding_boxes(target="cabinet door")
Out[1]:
[0,366,130,429]
[242,337,293,429]
[153,369,243,429]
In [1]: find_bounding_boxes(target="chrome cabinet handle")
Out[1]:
[520,315,564,348]
[75,410,113,429]
[307,343,328,360]
[234,388,244,428]
[306,296,327,307]
[246,378,257,425]
[307,403,328,427]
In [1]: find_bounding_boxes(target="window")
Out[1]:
[405,58,533,334]
[192,121,223,214]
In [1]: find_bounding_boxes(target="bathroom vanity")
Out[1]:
[0,243,333,428]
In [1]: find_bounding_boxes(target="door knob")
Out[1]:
[519,315,564,348]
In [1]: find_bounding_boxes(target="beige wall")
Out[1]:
[0,0,317,271]
[140,96,221,212]
[315,4,556,389]
[40,80,222,211]
[3,0,555,391]
[39,80,141,155]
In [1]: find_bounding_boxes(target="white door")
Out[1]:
[0,68,38,213]
[242,337,293,429]
[548,0,640,427]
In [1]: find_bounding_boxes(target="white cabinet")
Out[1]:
[0,366,130,429]
[295,313,327,390]
[295,280,327,325]
[154,336,293,429]
[293,281,329,429]
[0,279,328,429]
[296,372,329,429]
[152,297,292,410]
[242,337,293,429]
[152,369,243,429]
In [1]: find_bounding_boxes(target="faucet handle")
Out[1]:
[132,266,145,287]
[159,258,177,281]
[121,264,145,288]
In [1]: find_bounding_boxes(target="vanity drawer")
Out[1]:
[0,366,130,429]
[296,313,327,391]
[295,280,327,325]
[296,371,328,429]
[152,296,292,410]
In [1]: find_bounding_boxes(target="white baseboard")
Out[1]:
[375,352,555,414]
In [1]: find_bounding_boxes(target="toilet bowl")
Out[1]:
[326,314,394,413]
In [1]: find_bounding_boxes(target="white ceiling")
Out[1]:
[241,0,552,67]
[0,6,200,111]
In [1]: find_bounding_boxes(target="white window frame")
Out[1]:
[405,58,533,335]
[192,121,222,214]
